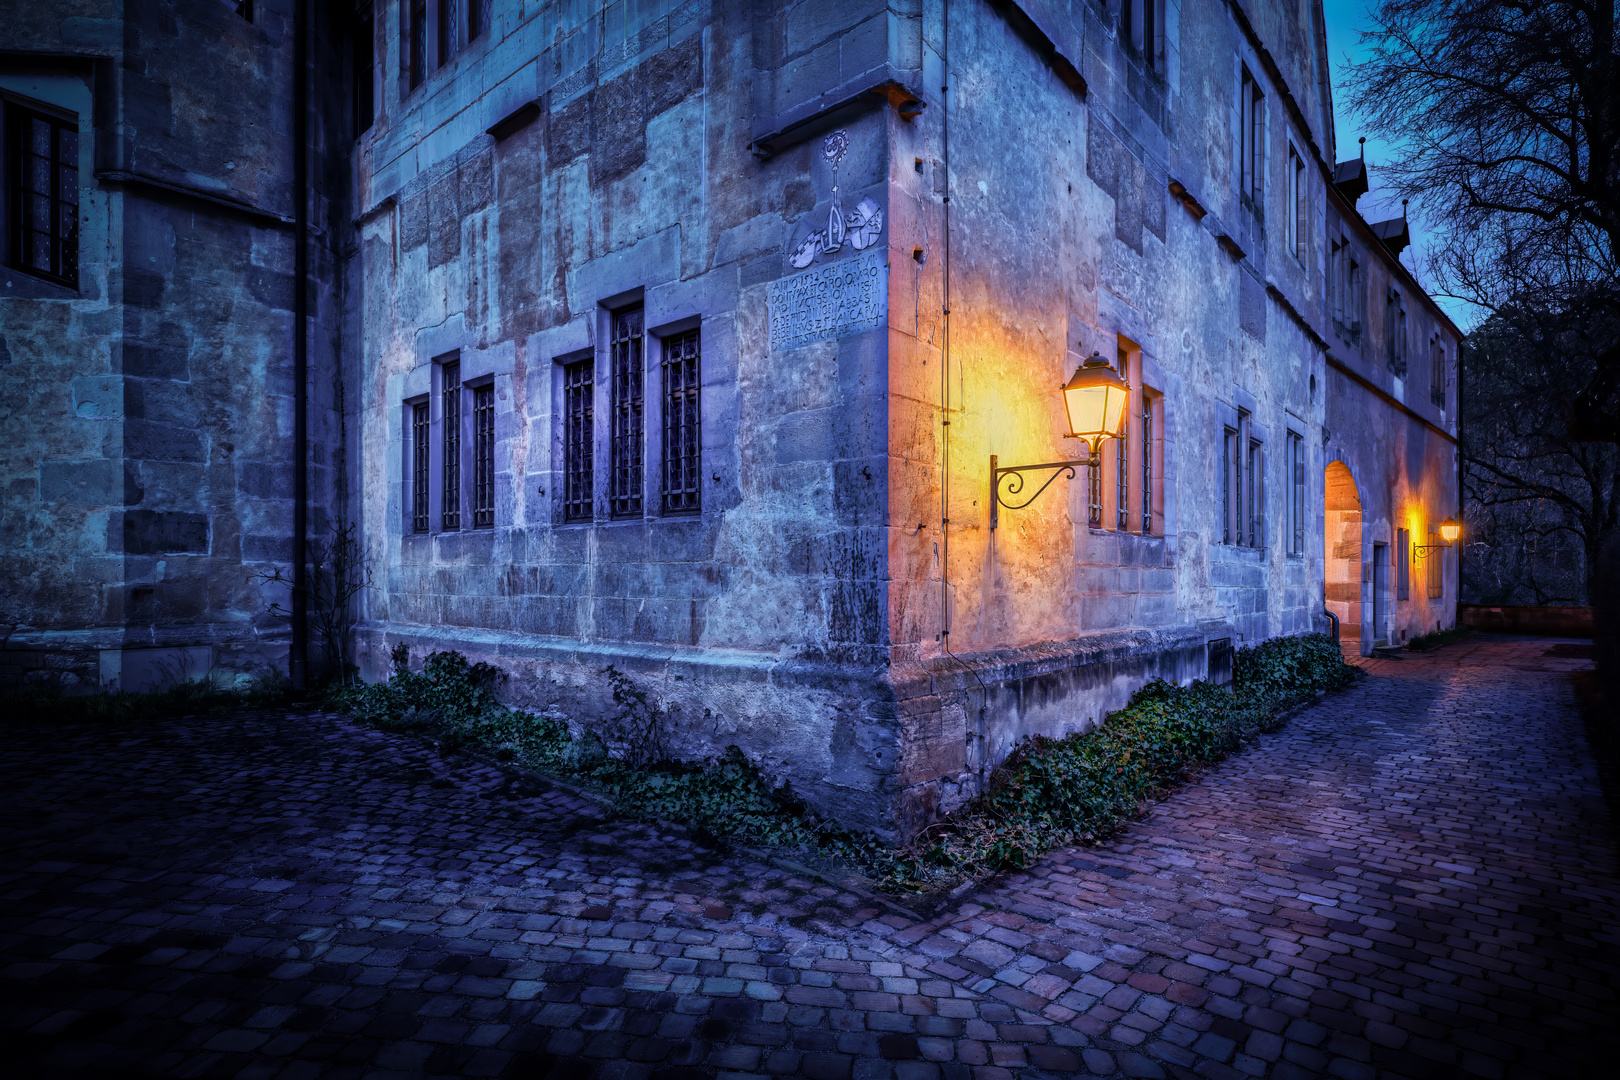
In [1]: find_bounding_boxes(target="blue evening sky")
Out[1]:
[1321,1,1474,326]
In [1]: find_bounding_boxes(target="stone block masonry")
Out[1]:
[5,0,1460,841]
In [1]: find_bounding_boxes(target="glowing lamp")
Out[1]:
[1439,518,1461,544]
[990,351,1131,530]
[1061,352,1132,456]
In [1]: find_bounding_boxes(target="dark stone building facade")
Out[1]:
[3,0,1461,841]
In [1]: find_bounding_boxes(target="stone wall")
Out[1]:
[3,0,346,689]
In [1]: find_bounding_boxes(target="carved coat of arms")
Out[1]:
[788,129,884,269]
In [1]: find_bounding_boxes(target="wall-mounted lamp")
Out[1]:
[1413,517,1462,560]
[991,351,1130,530]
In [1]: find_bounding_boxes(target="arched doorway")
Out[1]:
[1325,462,1363,657]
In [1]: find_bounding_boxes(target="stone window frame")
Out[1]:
[353,6,376,138]
[1286,140,1305,263]
[2,95,81,291]
[1429,335,1446,410]
[469,375,496,529]
[652,316,703,517]
[1426,527,1445,598]
[441,357,462,531]
[406,395,430,533]
[1396,527,1411,600]
[1102,338,1165,539]
[1238,62,1267,223]
[554,348,597,525]
[1222,398,1265,549]
[399,344,504,541]
[402,0,484,97]
[1119,0,1165,73]
[1385,286,1409,377]
[1285,427,1306,557]
[608,303,647,520]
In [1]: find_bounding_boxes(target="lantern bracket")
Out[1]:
[990,451,1100,530]
[1411,539,1450,561]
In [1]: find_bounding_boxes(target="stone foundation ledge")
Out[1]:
[353,622,907,839]
[888,624,1233,839]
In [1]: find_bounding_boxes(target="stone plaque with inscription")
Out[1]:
[768,249,887,352]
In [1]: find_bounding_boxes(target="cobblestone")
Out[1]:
[2,636,1615,1077]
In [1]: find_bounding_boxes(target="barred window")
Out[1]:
[472,383,494,528]
[610,306,644,518]
[409,0,427,88]
[1088,460,1103,527]
[411,402,430,532]
[7,104,79,288]
[441,362,461,530]
[1141,396,1154,535]
[563,358,594,522]
[662,330,701,514]
[1396,528,1410,600]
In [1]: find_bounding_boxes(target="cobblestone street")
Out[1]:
[3,636,1616,1079]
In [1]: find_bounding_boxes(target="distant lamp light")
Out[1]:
[1061,351,1132,457]
[992,351,1131,530]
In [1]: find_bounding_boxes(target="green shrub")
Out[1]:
[879,633,1358,889]
[329,635,1356,894]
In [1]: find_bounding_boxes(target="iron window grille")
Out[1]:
[7,105,79,288]
[1141,397,1153,535]
[662,330,702,514]
[441,362,461,530]
[411,402,430,532]
[472,383,494,528]
[469,0,490,40]
[1115,418,1130,530]
[563,358,595,522]
[610,307,645,518]
[409,0,427,87]
[1088,459,1104,527]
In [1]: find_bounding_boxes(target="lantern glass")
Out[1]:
[1439,518,1461,544]
[1061,354,1131,453]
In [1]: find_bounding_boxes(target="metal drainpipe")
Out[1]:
[290,0,310,689]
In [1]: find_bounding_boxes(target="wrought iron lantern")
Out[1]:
[991,352,1131,530]
[1414,517,1462,560]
